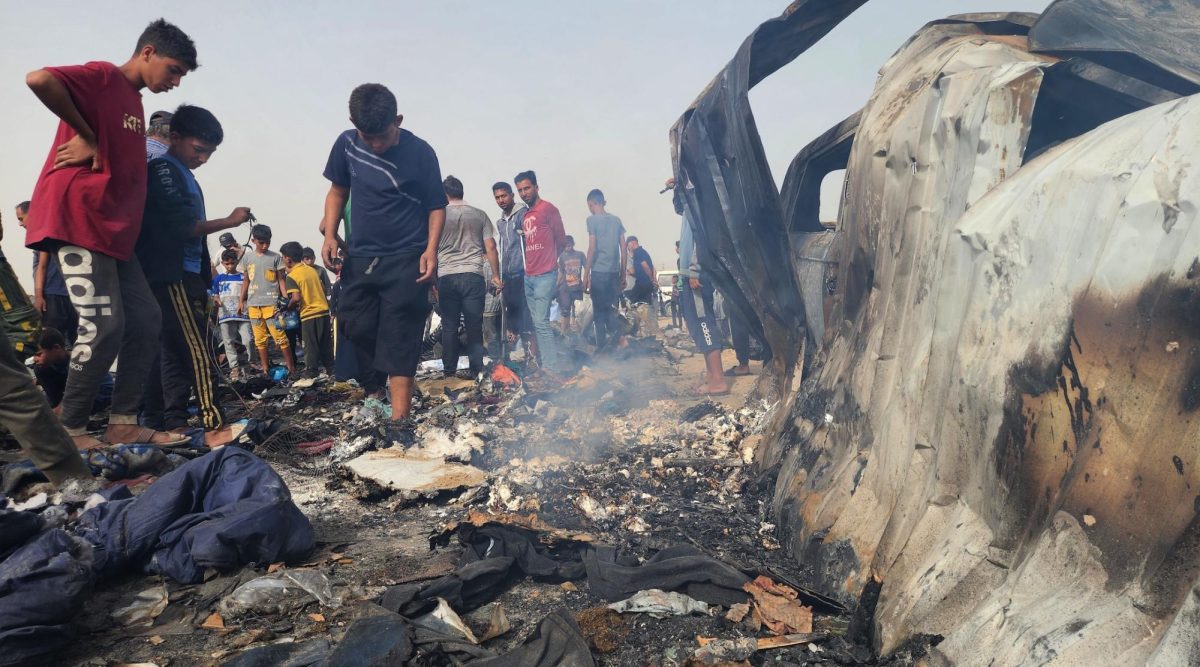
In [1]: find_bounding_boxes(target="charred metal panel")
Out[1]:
[773,46,1200,667]
[670,0,868,398]
[1030,0,1200,95]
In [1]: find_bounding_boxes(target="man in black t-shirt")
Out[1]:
[319,84,447,441]
[626,236,656,304]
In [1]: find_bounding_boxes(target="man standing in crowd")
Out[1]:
[556,235,585,334]
[583,188,626,350]
[320,83,446,441]
[17,201,78,345]
[626,235,659,335]
[219,230,247,263]
[136,104,249,440]
[515,170,566,378]
[145,109,172,160]
[23,19,198,448]
[437,176,501,379]
[669,177,729,396]
[492,182,530,361]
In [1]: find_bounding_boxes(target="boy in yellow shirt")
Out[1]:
[280,242,334,379]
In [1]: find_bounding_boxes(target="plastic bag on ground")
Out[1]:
[217,569,341,618]
[607,589,710,618]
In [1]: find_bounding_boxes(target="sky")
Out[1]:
[0,0,1047,281]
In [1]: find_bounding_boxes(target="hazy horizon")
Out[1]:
[0,1,1046,283]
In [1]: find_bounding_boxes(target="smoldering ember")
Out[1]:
[2,1,1200,666]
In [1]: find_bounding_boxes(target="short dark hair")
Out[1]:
[135,19,198,71]
[38,327,66,351]
[220,248,240,263]
[565,235,575,245]
[16,201,30,213]
[492,182,512,195]
[279,241,303,262]
[171,104,223,145]
[627,236,639,244]
[349,83,397,135]
[302,247,316,260]
[443,175,464,199]
[514,170,537,187]
[587,189,605,205]
[250,224,272,241]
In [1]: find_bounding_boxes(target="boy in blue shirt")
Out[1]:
[212,248,254,380]
[136,104,251,442]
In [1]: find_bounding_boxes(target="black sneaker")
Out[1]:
[382,418,417,448]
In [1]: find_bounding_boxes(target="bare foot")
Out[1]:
[204,425,236,449]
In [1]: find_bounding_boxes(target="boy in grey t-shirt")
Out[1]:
[583,189,627,350]
[236,224,296,377]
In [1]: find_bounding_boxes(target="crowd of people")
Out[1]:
[0,18,752,488]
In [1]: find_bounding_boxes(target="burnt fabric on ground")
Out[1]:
[468,609,594,667]
[380,557,518,617]
[582,544,750,606]
[221,638,331,667]
[411,624,497,663]
[456,523,587,580]
[322,611,414,666]
[76,447,315,583]
[0,509,94,667]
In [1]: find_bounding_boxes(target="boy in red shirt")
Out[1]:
[24,19,199,449]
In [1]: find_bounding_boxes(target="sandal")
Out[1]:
[102,426,190,447]
[691,384,732,397]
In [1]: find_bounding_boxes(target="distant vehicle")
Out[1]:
[656,269,679,315]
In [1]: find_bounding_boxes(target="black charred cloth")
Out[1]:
[582,544,751,606]
[0,509,94,667]
[380,557,518,617]
[322,612,414,666]
[456,523,586,581]
[467,610,594,667]
[221,638,331,667]
[75,447,315,584]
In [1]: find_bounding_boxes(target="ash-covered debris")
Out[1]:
[1,316,898,666]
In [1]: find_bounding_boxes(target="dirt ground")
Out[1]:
[14,319,917,666]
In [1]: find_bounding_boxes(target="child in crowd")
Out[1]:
[33,327,112,412]
[280,241,334,379]
[238,224,296,379]
[212,248,254,380]
[556,235,586,333]
[136,104,248,440]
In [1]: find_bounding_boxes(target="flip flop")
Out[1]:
[691,385,732,397]
[724,367,751,377]
[102,427,190,447]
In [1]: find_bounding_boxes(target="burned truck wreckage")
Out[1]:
[672,0,1200,663]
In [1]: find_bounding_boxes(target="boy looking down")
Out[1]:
[319,83,446,441]
[136,104,250,439]
[280,241,334,379]
[23,18,198,448]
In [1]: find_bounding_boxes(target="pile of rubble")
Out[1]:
[0,331,935,666]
